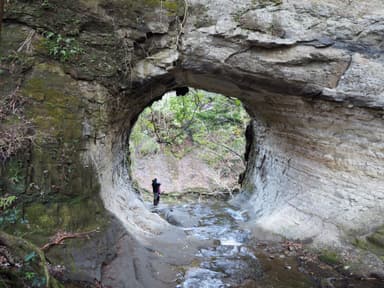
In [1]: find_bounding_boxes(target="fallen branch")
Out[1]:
[0,231,60,288]
[17,30,36,54]
[41,229,99,251]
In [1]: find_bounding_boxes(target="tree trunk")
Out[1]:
[0,0,4,35]
[0,231,60,288]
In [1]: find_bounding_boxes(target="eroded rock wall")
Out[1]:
[2,0,384,249]
[243,95,384,243]
[175,0,384,244]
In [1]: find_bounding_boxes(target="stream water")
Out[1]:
[155,201,277,287]
[154,200,384,288]
[171,202,260,288]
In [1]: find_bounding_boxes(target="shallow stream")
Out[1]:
[154,201,307,287]
[174,202,259,287]
[154,200,384,288]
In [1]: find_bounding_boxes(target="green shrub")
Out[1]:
[43,32,83,62]
[0,195,17,210]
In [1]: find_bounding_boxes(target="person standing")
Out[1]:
[152,178,161,206]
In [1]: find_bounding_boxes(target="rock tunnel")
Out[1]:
[1,0,384,285]
[90,58,384,246]
[68,0,384,246]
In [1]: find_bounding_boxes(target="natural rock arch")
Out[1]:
[2,0,383,249]
[1,0,384,285]
[78,0,384,247]
[91,69,384,247]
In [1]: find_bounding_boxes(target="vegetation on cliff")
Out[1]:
[0,3,111,285]
[129,89,250,194]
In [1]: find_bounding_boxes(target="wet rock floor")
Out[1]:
[153,200,384,288]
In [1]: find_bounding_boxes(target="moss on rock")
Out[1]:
[0,62,108,247]
[318,250,341,266]
[0,24,31,56]
[103,0,184,15]
[352,225,384,260]
[7,195,107,246]
[367,227,384,248]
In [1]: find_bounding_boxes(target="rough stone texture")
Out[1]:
[2,0,384,283]
[61,0,384,254]
[173,0,384,252]
[243,98,384,244]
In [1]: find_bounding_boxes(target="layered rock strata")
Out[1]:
[1,0,384,279]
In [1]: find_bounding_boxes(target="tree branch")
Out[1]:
[206,139,245,165]
[41,229,99,252]
[0,231,60,288]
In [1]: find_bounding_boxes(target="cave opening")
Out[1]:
[128,87,251,204]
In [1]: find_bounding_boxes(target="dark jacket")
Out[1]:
[152,179,161,194]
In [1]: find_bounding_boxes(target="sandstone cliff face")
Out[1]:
[2,0,384,250]
[126,0,384,245]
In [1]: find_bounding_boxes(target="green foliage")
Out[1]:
[24,271,36,281]
[0,181,22,228]
[23,268,47,288]
[8,160,23,184]
[143,0,183,15]
[163,0,182,15]
[0,195,16,209]
[23,271,46,287]
[130,90,250,170]
[42,32,83,62]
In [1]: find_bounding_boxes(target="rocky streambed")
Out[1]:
[152,199,384,288]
